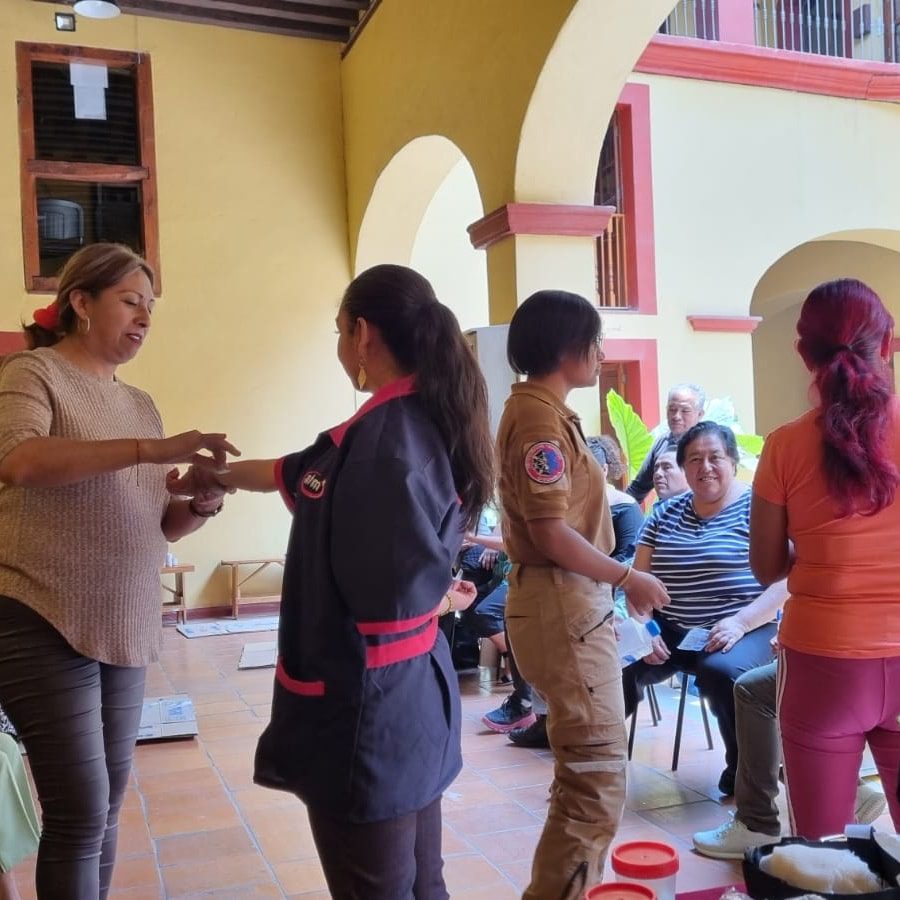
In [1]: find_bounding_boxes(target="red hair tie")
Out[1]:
[33,303,60,331]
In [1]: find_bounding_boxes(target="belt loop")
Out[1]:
[552,567,563,586]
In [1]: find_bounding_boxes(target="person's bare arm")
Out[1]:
[526,518,669,616]
[0,432,238,489]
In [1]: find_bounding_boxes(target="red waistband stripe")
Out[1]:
[365,616,439,669]
[356,603,442,636]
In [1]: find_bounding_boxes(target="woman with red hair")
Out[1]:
[750,278,900,839]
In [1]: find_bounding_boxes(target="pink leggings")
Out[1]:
[777,648,900,839]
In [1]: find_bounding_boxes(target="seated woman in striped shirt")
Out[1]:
[622,421,787,797]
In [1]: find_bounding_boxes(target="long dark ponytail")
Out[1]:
[796,278,898,517]
[341,265,494,527]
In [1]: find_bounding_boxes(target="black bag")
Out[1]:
[743,831,900,900]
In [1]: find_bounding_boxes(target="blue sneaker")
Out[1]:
[482,695,536,733]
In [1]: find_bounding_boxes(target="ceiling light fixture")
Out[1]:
[73,1,121,19]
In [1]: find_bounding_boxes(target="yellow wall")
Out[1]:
[1,6,352,607]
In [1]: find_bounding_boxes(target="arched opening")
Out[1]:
[751,235,900,434]
[355,135,488,330]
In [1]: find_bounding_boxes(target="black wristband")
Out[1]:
[189,498,223,519]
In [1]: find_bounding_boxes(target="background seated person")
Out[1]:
[587,436,643,562]
[651,448,689,504]
[623,422,787,796]
[462,512,535,734]
[692,655,887,859]
[627,383,705,503]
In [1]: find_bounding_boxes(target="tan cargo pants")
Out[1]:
[506,565,626,900]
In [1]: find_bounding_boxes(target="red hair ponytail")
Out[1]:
[796,279,897,517]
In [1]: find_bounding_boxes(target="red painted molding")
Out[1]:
[636,34,900,101]
[616,83,657,316]
[0,332,26,355]
[688,315,763,333]
[602,338,660,429]
[468,203,615,250]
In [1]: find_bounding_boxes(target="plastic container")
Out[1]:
[617,618,662,666]
[611,840,679,900]
[584,882,657,900]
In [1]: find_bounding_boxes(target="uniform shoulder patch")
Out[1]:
[524,441,566,485]
[300,470,327,499]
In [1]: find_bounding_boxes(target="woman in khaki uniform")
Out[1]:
[498,291,670,900]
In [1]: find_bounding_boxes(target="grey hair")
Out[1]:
[668,383,706,411]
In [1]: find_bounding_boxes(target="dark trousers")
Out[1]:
[0,596,146,900]
[622,615,777,775]
[307,796,448,900]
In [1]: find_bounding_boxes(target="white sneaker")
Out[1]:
[855,781,887,825]
[693,814,778,860]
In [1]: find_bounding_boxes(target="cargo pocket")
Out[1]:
[565,606,623,726]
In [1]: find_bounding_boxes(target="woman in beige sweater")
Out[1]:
[0,244,237,900]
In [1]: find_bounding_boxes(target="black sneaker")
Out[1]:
[509,714,549,748]
[718,768,736,797]
[482,695,536,733]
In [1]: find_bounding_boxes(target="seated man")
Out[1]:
[650,448,689,505]
[693,660,887,858]
[627,383,705,503]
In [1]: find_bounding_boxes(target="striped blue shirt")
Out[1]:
[638,490,762,629]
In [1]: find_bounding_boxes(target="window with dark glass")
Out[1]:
[16,43,160,293]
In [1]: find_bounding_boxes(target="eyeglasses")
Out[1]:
[594,335,605,351]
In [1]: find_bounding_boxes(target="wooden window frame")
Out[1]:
[16,42,160,294]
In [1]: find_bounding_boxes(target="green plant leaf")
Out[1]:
[606,389,654,480]
[735,433,765,457]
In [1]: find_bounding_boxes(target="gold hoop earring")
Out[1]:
[356,365,367,391]
[78,317,91,336]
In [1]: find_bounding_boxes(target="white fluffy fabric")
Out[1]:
[759,845,884,894]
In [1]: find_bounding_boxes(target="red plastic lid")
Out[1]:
[585,883,657,900]
[611,841,680,879]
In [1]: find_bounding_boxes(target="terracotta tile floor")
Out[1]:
[11,626,892,898]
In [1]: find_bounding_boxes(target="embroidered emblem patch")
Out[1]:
[524,442,566,485]
[300,470,327,499]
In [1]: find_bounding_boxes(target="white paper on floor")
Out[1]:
[137,694,197,743]
[239,641,277,670]
[176,616,279,638]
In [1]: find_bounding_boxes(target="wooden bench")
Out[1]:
[160,564,194,624]
[220,557,285,619]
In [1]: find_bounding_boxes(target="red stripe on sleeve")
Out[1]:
[273,457,295,513]
[275,658,325,696]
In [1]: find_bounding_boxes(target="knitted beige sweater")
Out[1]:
[0,348,168,666]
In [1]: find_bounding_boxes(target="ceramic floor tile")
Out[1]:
[155,825,256,867]
[161,850,274,896]
[273,858,329,894]
[444,801,543,836]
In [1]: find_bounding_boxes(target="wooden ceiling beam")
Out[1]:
[31,0,369,42]
[139,0,360,26]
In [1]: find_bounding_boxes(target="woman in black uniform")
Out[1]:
[171,265,493,899]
